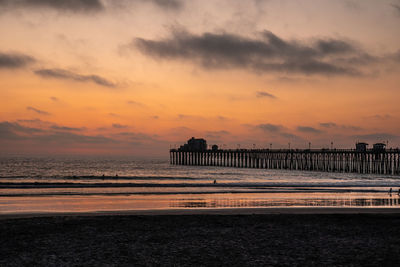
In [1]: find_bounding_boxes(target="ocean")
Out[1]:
[1,155,400,214]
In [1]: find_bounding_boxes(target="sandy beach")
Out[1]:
[1,209,400,266]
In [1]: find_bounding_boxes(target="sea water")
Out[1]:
[1,155,400,214]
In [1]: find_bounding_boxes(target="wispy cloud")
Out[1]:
[319,122,362,131]
[352,133,398,141]
[26,106,50,115]
[50,125,85,131]
[256,91,276,99]
[257,123,282,133]
[127,100,145,107]
[34,68,116,88]
[112,123,128,129]
[366,114,393,120]
[319,122,337,128]
[256,123,299,139]
[297,126,322,134]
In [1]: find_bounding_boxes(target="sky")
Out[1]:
[0,0,400,156]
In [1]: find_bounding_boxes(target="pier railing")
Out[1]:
[169,148,400,175]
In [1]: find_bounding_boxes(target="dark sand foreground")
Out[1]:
[1,211,400,266]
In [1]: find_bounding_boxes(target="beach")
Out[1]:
[1,158,400,265]
[1,209,400,266]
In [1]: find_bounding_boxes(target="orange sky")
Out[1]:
[0,0,399,156]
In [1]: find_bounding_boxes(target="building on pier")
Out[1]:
[373,143,386,152]
[356,142,368,152]
[179,137,207,151]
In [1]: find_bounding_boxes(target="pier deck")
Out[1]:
[170,148,400,175]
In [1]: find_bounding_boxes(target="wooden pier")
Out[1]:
[169,148,400,175]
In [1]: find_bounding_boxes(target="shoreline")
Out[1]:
[2,207,400,220]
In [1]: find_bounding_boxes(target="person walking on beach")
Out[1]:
[213,179,217,184]
[389,188,392,196]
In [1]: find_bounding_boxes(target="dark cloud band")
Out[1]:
[0,0,183,12]
[0,0,104,12]
[0,52,35,69]
[134,29,373,76]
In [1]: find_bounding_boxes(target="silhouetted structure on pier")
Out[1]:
[179,137,207,151]
[170,138,400,175]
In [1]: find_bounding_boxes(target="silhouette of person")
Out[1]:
[213,179,216,184]
[389,188,392,196]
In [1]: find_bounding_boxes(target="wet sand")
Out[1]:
[2,207,400,220]
[1,209,400,266]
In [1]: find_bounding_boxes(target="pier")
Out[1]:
[170,139,400,175]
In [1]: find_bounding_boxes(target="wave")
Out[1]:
[0,188,389,197]
[1,181,400,189]
[0,175,211,180]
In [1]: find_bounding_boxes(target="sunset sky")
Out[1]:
[1,0,400,156]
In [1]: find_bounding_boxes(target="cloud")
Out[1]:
[0,0,104,12]
[319,122,362,131]
[0,52,35,69]
[50,125,84,131]
[27,106,51,115]
[127,100,145,107]
[343,0,362,11]
[112,123,128,129]
[256,123,299,139]
[367,114,392,120]
[297,126,322,134]
[257,123,282,133]
[319,122,337,128]
[0,121,43,139]
[205,130,230,139]
[353,133,398,141]
[34,68,116,88]
[145,0,182,10]
[217,116,229,121]
[0,121,115,145]
[393,51,400,62]
[256,91,276,99]
[41,132,116,144]
[0,120,171,155]
[177,114,204,120]
[133,29,373,76]
[50,96,59,102]
[391,3,400,16]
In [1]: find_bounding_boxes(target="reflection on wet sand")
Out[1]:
[170,197,400,208]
